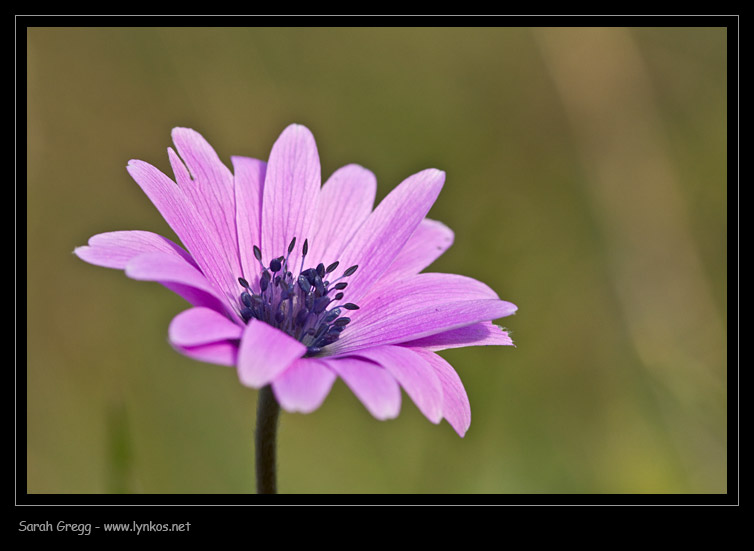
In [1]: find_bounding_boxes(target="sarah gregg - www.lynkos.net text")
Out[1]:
[19,520,191,535]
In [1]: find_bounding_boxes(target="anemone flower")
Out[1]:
[75,124,516,493]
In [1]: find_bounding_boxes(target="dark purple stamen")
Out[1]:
[313,275,325,296]
[236,237,360,356]
[297,274,311,293]
[260,270,271,292]
[323,308,341,323]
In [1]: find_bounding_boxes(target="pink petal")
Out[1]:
[331,273,516,354]
[74,230,196,270]
[323,355,401,420]
[75,232,220,310]
[237,319,307,388]
[170,129,238,255]
[126,158,195,243]
[331,168,445,303]
[409,348,471,437]
[126,158,238,306]
[123,252,229,313]
[354,346,443,424]
[363,271,500,303]
[261,124,321,269]
[401,321,514,351]
[172,341,239,367]
[385,218,454,278]
[169,128,242,297]
[306,164,376,267]
[168,307,243,347]
[125,252,219,297]
[271,358,336,414]
[232,156,267,287]
[74,234,215,309]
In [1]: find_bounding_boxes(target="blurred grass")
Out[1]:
[26,26,728,494]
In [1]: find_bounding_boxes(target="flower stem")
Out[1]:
[255,385,280,494]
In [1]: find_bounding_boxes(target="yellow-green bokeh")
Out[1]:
[26,26,727,494]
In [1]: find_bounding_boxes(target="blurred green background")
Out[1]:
[26,26,727,494]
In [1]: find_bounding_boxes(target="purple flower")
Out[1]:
[75,124,516,437]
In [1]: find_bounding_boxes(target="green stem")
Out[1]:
[255,385,280,494]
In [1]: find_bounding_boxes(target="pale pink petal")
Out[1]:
[74,230,196,270]
[331,273,515,355]
[237,319,307,388]
[307,164,376,267]
[323,356,401,420]
[353,346,443,424]
[126,159,194,243]
[170,129,237,253]
[168,307,243,347]
[169,128,242,297]
[401,321,514,351]
[271,358,336,414]
[122,252,229,313]
[162,282,227,311]
[409,348,471,437]
[75,232,219,309]
[385,218,454,278]
[125,252,221,299]
[126,159,237,306]
[362,271,500,304]
[232,156,267,287]
[332,299,515,356]
[261,124,321,269]
[329,168,445,303]
[172,341,239,367]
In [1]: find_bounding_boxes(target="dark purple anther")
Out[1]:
[260,270,271,292]
[323,309,341,323]
[297,274,311,293]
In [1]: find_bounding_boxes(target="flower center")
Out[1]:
[237,237,359,357]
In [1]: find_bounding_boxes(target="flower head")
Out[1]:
[75,124,516,436]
